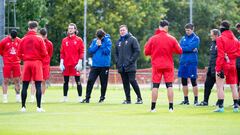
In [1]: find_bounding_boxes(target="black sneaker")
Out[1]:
[122,100,131,104]
[98,99,105,103]
[135,98,143,104]
[180,100,189,105]
[81,99,90,103]
[197,101,208,106]
[194,101,199,106]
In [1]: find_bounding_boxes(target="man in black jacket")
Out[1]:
[115,25,143,104]
[198,29,220,106]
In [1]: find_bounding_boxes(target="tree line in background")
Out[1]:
[6,0,240,69]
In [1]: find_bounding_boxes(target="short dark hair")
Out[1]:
[220,20,230,30]
[28,21,38,29]
[236,23,240,28]
[211,29,220,36]
[96,29,106,39]
[40,28,47,36]
[119,25,128,30]
[159,20,169,27]
[185,23,194,30]
[10,29,17,39]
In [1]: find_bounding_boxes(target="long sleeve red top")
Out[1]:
[216,30,240,72]
[18,31,48,61]
[0,36,21,64]
[60,34,84,66]
[42,38,53,66]
[144,29,182,69]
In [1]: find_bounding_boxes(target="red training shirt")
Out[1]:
[60,34,84,66]
[18,30,48,61]
[0,36,21,64]
[144,29,183,69]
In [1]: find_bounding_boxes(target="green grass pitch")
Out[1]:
[0,85,239,135]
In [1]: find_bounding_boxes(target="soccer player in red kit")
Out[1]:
[59,23,84,102]
[0,29,21,103]
[18,21,48,112]
[144,20,182,112]
[29,28,53,102]
[214,20,240,112]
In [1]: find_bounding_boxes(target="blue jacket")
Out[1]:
[179,32,200,65]
[88,34,112,67]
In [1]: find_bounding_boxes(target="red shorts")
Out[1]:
[43,65,50,80]
[152,67,174,83]
[3,63,21,78]
[223,64,237,84]
[22,60,43,81]
[63,65,80,76]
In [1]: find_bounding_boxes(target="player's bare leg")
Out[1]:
[2,78,9,103]
[13,77,21,102]
[151,86,158,112]
[214,76,224,112]
[230,84,239,112]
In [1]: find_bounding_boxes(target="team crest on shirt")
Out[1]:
[66,42,68,46]
[10,47,16,55]
[7,43,10,46]
[74,41,77,45]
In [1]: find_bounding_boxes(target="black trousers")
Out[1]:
[203,69,216,103]
[63,76,82,96]
[120,71,142,101]
[21,81,42,108]
[237,66,240,89]
[85,67,109,100]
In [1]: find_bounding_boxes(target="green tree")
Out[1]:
[45,0,167,67]
[164,0,240,68]
[15,0,47,36]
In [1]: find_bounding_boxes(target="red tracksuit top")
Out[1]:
[60,34,84,66]
[144,29,183,69]
[0,36,21,64]
[215,30,240,72]
[42,38,53,66]
[18,31,48,61]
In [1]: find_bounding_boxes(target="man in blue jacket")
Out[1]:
[178,23,200,105]
[81,29,112,103]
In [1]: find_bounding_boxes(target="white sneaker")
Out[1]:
[60,96,68,102]
[78,96,83,102]
[169,108,174,113]
[3,94,8,103]
[29,95,35,103]
[20,107,26,112]
[150,109,156,113]
[37,107,45,112]
[16,94,21,102]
